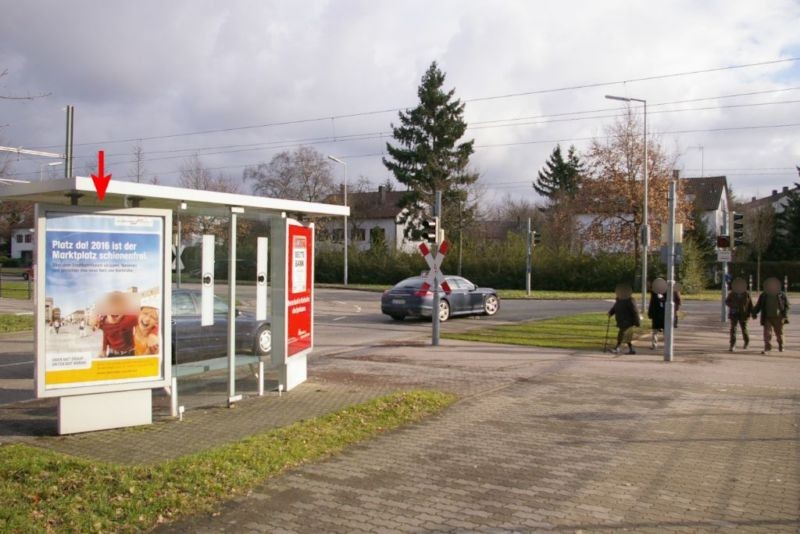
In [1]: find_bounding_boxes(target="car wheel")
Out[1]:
[22,273,29,281]
[389,314,405,321]
[254,325,272,355]
[438,300,450,322]
[483,295,500,316]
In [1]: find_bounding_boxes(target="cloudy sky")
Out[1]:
[2,0,799,205]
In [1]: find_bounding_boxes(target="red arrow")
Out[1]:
[91,150,111,201]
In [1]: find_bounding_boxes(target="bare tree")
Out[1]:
[129,143,151,183]
[243,146,337,202]
[580,108,690,258]
[745,205,775,289]
[179,155,244,238]
[0,150,33,250]
[0,69,50,100]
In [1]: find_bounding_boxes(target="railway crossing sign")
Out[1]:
[418,241,452,294]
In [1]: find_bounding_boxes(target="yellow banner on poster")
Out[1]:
[45,357,160,385]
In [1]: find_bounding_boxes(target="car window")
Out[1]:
[395,277,423,289]
[213,296,229,314]
[460,278,476,290]
[172,293,196,316]
[446,277,464,290]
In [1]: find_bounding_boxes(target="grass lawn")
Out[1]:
[316,283,722,302]
[443,312,652,350]
[0,280,32,300]
[0,390,455,533]
[0,313,33,333]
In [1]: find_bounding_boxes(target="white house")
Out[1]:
[323,186,419,252]
[10,220,34,264]
[682,176,730,236]
[574,175,730,253]
[741,185,800,215]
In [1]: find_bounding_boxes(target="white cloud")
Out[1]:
[1,0,798,202]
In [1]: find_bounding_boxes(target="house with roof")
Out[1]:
[572,175,730,253]
[740,185,800,215]
[681,175,730,236]
[322,185,420,252]
[9,219,34,264]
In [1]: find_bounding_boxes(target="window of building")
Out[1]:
[16,234,23,243]
[24,234,32,243]
[351,228,366,242]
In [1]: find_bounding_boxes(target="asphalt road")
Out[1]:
[0,287,718,405]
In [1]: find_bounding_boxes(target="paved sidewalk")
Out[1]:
[1,307,798,532]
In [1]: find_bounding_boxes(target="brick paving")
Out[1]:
[1,304,798,531]
[156,311,799,533]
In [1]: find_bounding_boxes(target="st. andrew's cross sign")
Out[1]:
[418,241,452,294]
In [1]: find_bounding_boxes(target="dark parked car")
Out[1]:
[171,289,271,364]
[22,267,34,281]
[381,276,500,322]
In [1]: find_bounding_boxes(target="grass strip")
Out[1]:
[0,280,32,300]
[443,312,652,350]
[0,390,455,533]
[316,284,725,301]
[0,313,33,333]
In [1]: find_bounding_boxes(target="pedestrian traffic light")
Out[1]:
[733,212,745,247]
[420,217,439,244]
[532,230,542,246]
[716,235,731,248]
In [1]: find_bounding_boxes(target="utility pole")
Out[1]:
[720,210,729,323]
[664,179,678,362]
[64,105,74,179]
[526,217,532,296]
[432,191,442,346]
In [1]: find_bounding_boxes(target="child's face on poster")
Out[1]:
[97,291,139,323]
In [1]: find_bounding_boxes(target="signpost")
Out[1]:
[418,240,451,346]
[35,205,172,434]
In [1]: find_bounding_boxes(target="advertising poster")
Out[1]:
[42,211,165,391]
[286,224,313,356]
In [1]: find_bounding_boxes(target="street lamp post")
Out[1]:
[606,94,648,314]
[328,155,348,286]
[40,161,63,181]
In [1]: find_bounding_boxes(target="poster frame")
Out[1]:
[34,204,173,398]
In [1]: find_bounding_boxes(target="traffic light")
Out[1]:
[716,235,731,248]
[733,212,745,247]
[532,230,542,246]
[420,217,439,244]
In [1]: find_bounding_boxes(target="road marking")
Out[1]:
[354,305,362,313]
[0,360,33,368]
[332,316,346,321]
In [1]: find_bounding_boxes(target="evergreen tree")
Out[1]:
[533,144,584,199]
[685,206,716,264]
[770,182,800,260]
[382,62,477,237]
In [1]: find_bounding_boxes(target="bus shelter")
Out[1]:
[0,176,348,434]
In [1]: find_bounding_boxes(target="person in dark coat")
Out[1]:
[608,283,641,355]
[725,277,753,352]
[673,283,682,328]
[647,278,667,350]
[752,277,790,354]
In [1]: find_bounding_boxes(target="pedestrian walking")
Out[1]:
[608,283,640,355]
[673,283,682,328]
[752,277,790,354]
[79,318,86,338]
[53,319,61,334]
[725,277,753,352]
[648,278,667,350]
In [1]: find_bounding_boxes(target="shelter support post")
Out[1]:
[228,206,244,406]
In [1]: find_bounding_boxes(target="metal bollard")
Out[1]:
[258,361,264,396]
